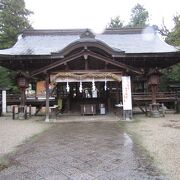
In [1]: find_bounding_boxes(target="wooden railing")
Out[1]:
[7,94,21,104]
[6,91,177,106]
[6,94,55,106]
[132,92,177,102]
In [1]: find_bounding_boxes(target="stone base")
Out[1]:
[150,110,161,118]
[18,112,26,120]
[123,110,133,121]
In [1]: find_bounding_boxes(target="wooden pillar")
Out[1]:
[107,95,111,113]
[107,82,112,112]
[20,88,26,106]
[148,71,161,104]
[176,92,180,113]
[151,85,157,104]
[148,70,161,117]
[67,97,70,113]
[45,73,50,122]
[16,74,29,119]
[115,82,119,104]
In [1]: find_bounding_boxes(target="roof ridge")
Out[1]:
[22,27,149,37]
[22,29,88,37]
[103,28,144,34]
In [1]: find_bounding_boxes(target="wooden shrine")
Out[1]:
[0,27,180,120]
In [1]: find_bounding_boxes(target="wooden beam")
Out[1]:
[50,70,123,74]
[87,51,143,75]
[31,50,86,76]
[31,49,143,76]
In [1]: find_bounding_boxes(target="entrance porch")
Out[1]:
[50,72,123,116]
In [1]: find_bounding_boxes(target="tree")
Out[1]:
[0,0,32,49]
[164,15,180,81]
[128,3,149,28]
[0,66,18,91]
[159,15,180,87]
[165,15,180,46]
[0,0,32,91]
[107,16,124,29]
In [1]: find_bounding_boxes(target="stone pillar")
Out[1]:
[45,74,50,122]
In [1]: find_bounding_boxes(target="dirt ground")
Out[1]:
[0,116,52,162]
[0,113,179,179]
[124,113,180,180]
[0,121,163,179]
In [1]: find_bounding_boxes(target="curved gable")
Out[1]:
[51,39,125,57]
[51,29,124,57]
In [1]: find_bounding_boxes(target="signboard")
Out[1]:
[122,76,132,110]
[0,90,2,116]
[2,90,6,114]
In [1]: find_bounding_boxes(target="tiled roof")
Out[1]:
[0,27,177,55]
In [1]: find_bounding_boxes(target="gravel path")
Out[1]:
[0,116,52,159]
[125,113,180,180]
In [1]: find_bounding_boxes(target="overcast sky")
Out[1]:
[25,0,180,33]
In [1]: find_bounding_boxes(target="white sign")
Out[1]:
[2,90,6,114]
[122,76,132,110]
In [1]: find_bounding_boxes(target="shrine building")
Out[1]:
[0,27,180,120]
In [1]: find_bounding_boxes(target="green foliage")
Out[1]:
[160,15,180,85]
[0,0,32,49]
[0,66,19,92]
[165,15,180,46]
[0,0,32,91]
[107,4,149,29]
[167,63,180,81]
[128,3,149,28]
[162,63,180,82]
[107,16,124,29]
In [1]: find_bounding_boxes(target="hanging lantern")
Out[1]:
[17,76,29,88]
[104,77,107,91]
[79,80,83,93]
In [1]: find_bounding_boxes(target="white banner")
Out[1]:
[2,90,6,114]
[122,76,132,110]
